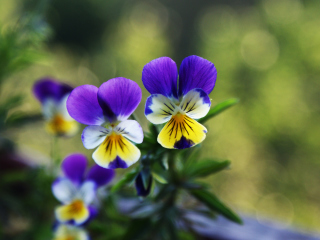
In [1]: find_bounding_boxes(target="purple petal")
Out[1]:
[67,85,105,125]
[62,153,88,186]
[33,78,73,103]
[142,57,178,99]
[97,78,142,122]
[135,173,152,197]
[85,165,115,188]
[178,55,217,96]
[86,206,98,224]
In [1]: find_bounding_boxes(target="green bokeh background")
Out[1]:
[1,0,320,233]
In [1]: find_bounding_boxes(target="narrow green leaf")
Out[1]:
[152,172,168,184]
[198,98,239,124]
[111,168,139,193]
[141,168,151,190]
[189,189,242,224]
[186,159,231,178]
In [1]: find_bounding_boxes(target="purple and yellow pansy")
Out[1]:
[53,224,89,240]
[142,55,217,149]
[33,78,78,137]
[52,153,114,225]
[67,77,143,169]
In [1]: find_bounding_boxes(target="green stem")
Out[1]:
[50,136,59,173]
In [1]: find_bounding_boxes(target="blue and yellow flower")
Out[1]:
[53,224,89,240]
[142,55,217,149]
[52,153,114,225]
[66,77,143,169]
[33,78,78,137]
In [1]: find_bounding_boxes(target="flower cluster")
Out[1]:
[52,153,114,238]
[33,55,219,239]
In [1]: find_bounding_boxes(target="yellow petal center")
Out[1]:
[46,114,78,136]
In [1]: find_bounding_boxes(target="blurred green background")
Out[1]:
[1,0,320,233]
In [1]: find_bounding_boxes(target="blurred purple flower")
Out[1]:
[67,77,143,169]
[33,78,78,137]
[135,172,153,197]
[52,153,115,225]
[142,55,217,149]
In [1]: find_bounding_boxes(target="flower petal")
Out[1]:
[142,57,178,99]
[85,165,115,188]
[55,200,90,225]
[81,125,110,149]
[92,133,141,169]
[114,120,143,144]
[178,55,217,96]
[52,178,77,204]
[157,114,207,149]
[78,181,96,205]
[145,94,176,124]
[97,78,142,122]
[135,173,152,197]
[62,154,87,186]
[67,85,105,125]
[179,88,211,119]
[33,78,73,103]
[54,224,89,240]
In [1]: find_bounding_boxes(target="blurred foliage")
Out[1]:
[1,0,320,238]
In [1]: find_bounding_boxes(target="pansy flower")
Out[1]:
[52,153,114,225]
[33,78,78,137]
[67,77,143,169]
[142,55,217,149]
[53,224,89,240]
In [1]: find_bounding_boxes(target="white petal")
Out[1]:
[114,120,143,144]
[52,178,77,204]
[77,181,96,205]
[144,94,176,124]
[81,125,110,149]
[42,98,58,120]
[179,88,211,119]
[57,94,73,121]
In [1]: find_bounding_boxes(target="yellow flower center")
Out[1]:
[46,114,78,136]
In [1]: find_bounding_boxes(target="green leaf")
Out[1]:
[185,159,231,178]
[5,112,42,128]
[141,168,151,190]
[122,218,152,240]
[198,98,239,124]
[151,172,168,184]
[111,168,139,193]
[189,189,243,224]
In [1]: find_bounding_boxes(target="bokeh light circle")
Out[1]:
[241,30,279,70]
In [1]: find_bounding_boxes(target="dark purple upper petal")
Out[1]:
[97,78,142,122]
[85,165,115,188]
[178,55,217,96]
[61,153,88,186]
[67,85,105,125]
[33,78,73,103]
[142,57,178,99]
